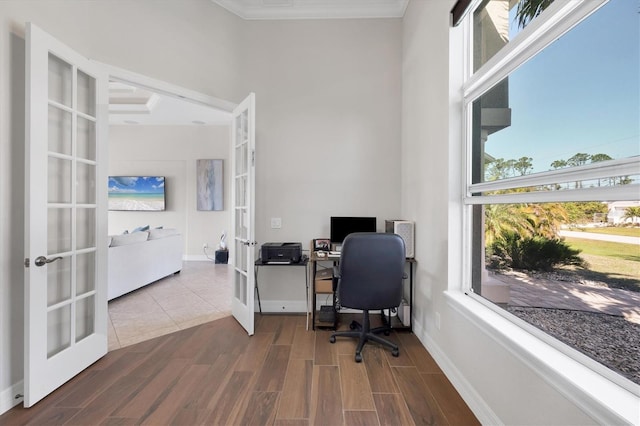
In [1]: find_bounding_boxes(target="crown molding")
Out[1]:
[212,0,408,20]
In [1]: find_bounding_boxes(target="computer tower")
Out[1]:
[385,220,414,258]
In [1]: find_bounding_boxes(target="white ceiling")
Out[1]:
[212,0,409,20]
[108,82,231,126]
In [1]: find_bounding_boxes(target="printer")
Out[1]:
[261,242,303,264]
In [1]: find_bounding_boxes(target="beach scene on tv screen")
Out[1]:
[108,176,165,211]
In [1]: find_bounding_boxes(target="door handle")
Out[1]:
[34,256,63,267]
[242,240,257,246]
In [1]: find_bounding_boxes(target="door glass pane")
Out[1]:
[76,208,95,250]
[77,116,96,161]
[48,208,71,254]
[48,105,72,155]
[76,296,95,342]
[235,176,246,208]
[76,163,96,204]
[47,256,71,306]
[235,114,247,145]
[47,305,71,358]
[235,238,247,272]
[76,252,95,295]
[234,270,247,304]
[48,53,72,107]
[77,70,96,117]
[242,110,248,141]
[235,208,247,240]
[48,157,72,204]
[235,142,247,175]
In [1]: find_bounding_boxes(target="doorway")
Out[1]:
[105,73,235,349]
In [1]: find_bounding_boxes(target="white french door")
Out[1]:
[24,23,108,407]
[230,93,256,335]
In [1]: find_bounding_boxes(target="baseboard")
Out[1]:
[0,381,23,416]
[183,255,213,262]
[257,300,308,313]
[412,320,500,425]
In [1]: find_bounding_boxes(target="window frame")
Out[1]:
[459,0,640,396]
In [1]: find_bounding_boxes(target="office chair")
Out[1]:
[329,232,406,362]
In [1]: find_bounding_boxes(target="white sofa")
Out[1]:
[108,228,184,300]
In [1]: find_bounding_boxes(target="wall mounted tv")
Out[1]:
[108,176,166,211]
[330,216,376,243]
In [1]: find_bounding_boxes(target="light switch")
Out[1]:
[271,217,282,229]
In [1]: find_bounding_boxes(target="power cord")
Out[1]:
[203,246,216,262]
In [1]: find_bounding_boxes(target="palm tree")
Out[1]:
[515,0,554,28]
[520,203,568,239]
[484,204,534,246]
[485,202,569,247]
[623,206,640,225]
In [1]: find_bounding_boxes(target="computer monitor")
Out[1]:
[330,216,376,244]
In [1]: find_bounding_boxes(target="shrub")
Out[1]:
[488,232,584,271]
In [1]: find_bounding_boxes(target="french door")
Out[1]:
[24,23,108,407]
[230,93,256,335]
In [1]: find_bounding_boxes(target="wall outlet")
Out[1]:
[271,217,282,229]
[435,312,441,330]
[203,243,208,250]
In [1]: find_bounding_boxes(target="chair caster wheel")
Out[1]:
[349,321,357,330]
[384,330,390,336]
[355,353,363,363]
[329,336,336,344]
[391,349,399,357]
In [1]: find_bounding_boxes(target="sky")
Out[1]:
[109,176,165,194]
[484,0,639,174]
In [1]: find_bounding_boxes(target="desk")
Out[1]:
[254,257,310,329]
[309,253,416,331]
[309,253,340,330]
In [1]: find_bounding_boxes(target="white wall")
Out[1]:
[401,1,603,424]
[108,125,230,256]
[0,0,624,423]
[0,0,240,412]
[0,0,402,408]
[237,18,403,308]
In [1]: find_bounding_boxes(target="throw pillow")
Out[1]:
[109,231,149,247]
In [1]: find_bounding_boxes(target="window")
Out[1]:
[462,0,639,388]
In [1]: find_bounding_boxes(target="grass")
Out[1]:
[564,238,640,262]
[563,237,639,292]
[568,226,640,237]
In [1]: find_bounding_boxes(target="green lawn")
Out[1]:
[563,237,639,292]
[568,227,640,237]
[565,238,640,262]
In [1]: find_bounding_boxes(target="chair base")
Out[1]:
[329,310,399,362]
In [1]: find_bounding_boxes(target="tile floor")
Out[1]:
[107,261,232,350]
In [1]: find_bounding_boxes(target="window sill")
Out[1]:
[445,290,640,425]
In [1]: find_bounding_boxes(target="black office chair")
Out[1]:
[329,232,406,362]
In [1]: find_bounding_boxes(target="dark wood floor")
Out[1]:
[0,314,479,425]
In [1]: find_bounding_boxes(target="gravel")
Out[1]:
[507,306,640,385]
